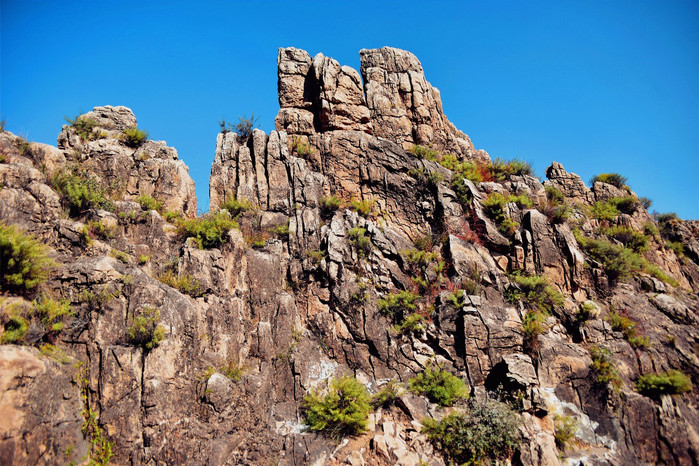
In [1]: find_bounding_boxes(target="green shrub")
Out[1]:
[307,249,327,266]
[33,295,72,333]
[273,221,290,239]
[349,199,376,218]
[109,248,130,264]
[0,223,55,292]
[522,310,547,340]
[65,115,101,141]
[220,360,244,382]
[590,200,619,221]
[378,290,419,321]
[409,362,468,406]
[220,197,257,217]
[86,220,117,240]
[656,212,679,224]
[156,271,201,297]
[138,254,150,265]
[128,306,166,350]
[639,196,652,209]
[348,227,371,258]
[574,230,643,282]
[553,413,578,450]
[302,375,372,439]
[121,127,149,147]
[636,370,692,397]
[609,196,638,215]
[422,399,521,464]
[402,248,440,274]
[291,136,315,156]
[481,192,531,235]
[393,313,426,335]
[545,186,565,204]
[372,381,402,408]
[508,273,563,314]
[409,144,441,162]
[51,166,114,216]
[137,194,163,212]
[319,195,343,217]
[589,346,622,393]
[603,226,648,253]
[176,211,238,249]
[1,314,29,344]
[591,173,628,189]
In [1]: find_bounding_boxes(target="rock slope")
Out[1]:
[1,47,698,465]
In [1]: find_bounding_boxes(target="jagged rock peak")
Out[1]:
[276,46,486,160]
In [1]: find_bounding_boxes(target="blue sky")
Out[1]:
[2,0,698,218]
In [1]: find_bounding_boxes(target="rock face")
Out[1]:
[2,48,699,466]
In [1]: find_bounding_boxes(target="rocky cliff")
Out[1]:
[1,47,698,466]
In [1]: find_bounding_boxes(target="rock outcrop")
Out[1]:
[1,48,698,466]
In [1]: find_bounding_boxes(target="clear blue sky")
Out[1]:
[2,0,698,218]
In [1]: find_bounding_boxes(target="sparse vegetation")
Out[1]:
[65,115,104,141]
[291,136,315,156]
[409,362,468,406]
[602,225,649,253]
[393,312,426,335]
[137,194,164,212]
[574,230,678,286]
[422,399,521,465]
[127,306,166,350]
[591,173,628,189]
[121,126,149,147]
[636,370,692,397]
[156,270,201,297]
[220,197,257,217]
[372,381,402,408]
[234,113,260,138]
[481,192,533,235]
[51,165,114,216]
[349,198,376,218]
[348,227,371,258]
[409,144,440,161]
[176,211,238,249]
[319,195,343,217]
[302,375,372,439]
[33,295,73,333]
[109,248,129,264]
[0,223,55,293]
[378,290,419,321]
[554,413,578,450]
[589,345,622,393]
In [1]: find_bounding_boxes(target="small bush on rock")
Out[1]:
[121,127,149,147]
[589,346,622,393]
[409,362,468,406]
[637,370,692,397]
[0,223,55,293]
[378,290,419,321]
[220,197,257,218]
[302,375,372,439]
[128,306,166,350]
[591,173,628,189]
[51,166,114,216]
[176,211,238,249]
[422,399,521,464]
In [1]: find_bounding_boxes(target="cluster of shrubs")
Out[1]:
[422,399,521,465]
[574,230,677,286]
[606,310,649,348]
[1,295,72,345]
[481,192,533,235]
[506,272,564,346]
[51,165,114,217]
